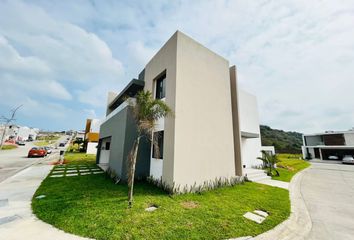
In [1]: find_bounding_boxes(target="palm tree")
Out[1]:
[257,150,280,176]
[127,90,172,207]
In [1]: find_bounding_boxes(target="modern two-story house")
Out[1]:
[97,31,263,190]
[302,130,354,160]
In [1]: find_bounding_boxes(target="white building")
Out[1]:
[302,130,354,160]
[1,125,39,141]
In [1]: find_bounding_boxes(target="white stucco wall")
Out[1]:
[238,90,262,168]
[344,133,354,146]
[241,137,262,168]
[86,142,98,154]
[261,146,275,155]
[238,90,261,135]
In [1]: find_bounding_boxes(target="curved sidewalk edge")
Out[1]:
[0,164,92,240]
[253,166,312,240]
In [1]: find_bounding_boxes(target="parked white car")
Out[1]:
[342,155,354,164]
[328,155,339,160]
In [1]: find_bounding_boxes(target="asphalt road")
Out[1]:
[301,162,354,240]
[0,136,67,183]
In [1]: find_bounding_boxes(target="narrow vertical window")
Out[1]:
[152,131,164,159]
[155,73,166,99]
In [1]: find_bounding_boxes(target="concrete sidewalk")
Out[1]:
[0,164,91,240]
[253,167,312,240]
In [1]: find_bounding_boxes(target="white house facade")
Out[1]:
[302,130,354,161]
[97,31,263,190]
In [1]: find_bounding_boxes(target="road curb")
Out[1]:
[253,165,313,240]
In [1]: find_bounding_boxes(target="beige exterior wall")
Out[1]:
[144,31,237,188]
[229,66,243,176]
[144,32,178,186]
[173,32,235,187]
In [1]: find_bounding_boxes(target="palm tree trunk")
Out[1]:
[127,136,140,207]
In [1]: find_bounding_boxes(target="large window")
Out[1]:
[152,131,164,159]
[155,73,166,99]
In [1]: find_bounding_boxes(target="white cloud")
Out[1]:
[1,0,354,132]
[0,0,124,105]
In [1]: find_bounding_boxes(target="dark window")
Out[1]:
[105,142,110,150]
[155,73,166,99]
[152,131,164,159]
[323,134,345,146]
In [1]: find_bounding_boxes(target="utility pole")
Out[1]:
[0,105,23,150]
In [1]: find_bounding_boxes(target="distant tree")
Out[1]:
[0,105,22,150]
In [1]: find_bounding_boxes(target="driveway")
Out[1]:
[301,162,354,239]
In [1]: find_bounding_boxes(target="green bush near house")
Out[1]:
[272,154,310,182]
[32,156,291,240]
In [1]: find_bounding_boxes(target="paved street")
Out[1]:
[301,162,354,240]
[0,136,66,183]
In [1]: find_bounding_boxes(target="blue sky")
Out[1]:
[0,0,354,133]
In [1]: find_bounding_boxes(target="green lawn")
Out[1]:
[0,145,17,150]
[64,152,96,164]
[32,155,290,240]
[36,135,61,141]
[34,141,52,146]
[272,154,310,182]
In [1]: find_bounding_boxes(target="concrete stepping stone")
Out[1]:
[79,169,90,172]
[80,172,91,175]
[35,195,46,199]
[66,170,77,173]
[145,206,158,212]
[0,199,9,207]
[66,173,79,177]
[50,175,64,178]
[243,212,265,224]
[254,210,268,218]
[92,172,103,174]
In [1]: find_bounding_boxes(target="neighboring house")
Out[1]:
[75,131,85,141]
[97,31,263,189]
[84,119,101,154]
[2,125,39,141]
[302,130,354,160]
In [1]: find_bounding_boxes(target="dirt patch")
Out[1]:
[181,201,199,209]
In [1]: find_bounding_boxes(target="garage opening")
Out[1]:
[321,148,354,160]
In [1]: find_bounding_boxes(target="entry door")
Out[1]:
[99,138,111,164]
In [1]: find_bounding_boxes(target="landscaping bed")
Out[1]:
[272,154,310,182]
[32,155,290,240]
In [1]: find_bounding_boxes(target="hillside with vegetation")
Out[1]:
[260,125,303,153]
